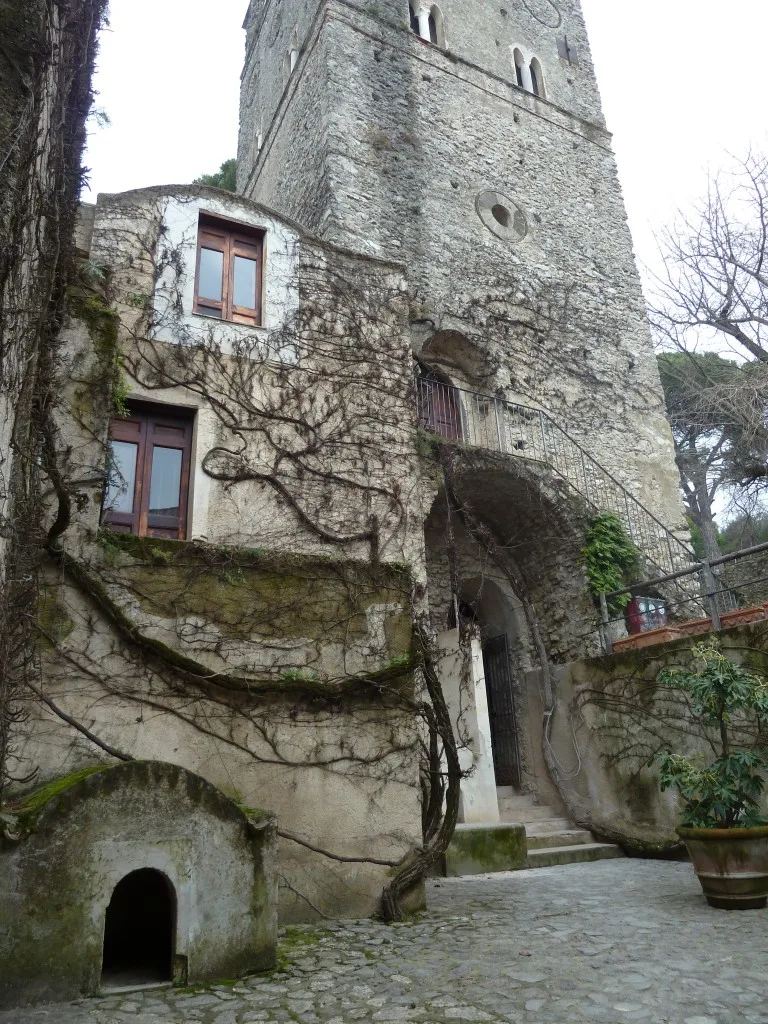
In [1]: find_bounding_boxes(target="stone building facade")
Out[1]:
[237,0,693,827]
[12,183,425,927]
[2,0,705,974]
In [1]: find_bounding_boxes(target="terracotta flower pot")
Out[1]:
[719,606,768,629]
[678,825,768,909]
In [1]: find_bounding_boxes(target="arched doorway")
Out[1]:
[452,583,523,789]
[101,868,175,987]
[416,368,463,441]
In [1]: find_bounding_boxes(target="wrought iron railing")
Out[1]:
[416,376,694,579]
[598,542,768,653]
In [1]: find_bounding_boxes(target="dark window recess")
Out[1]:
[557,36,578,64]
[194,215,264,325]
[417,372,463,441]
[409,4,419,33]
[515,63,524,88]
[102,404,193,540]
[428,11,438,43]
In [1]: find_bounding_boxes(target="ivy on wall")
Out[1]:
[583,511,639,613]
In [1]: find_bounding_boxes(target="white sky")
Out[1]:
[84,0,768,287]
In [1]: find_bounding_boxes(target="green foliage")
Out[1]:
[719,512,768,554]
[651,641,768,828]
[583,512,639,613]
[685,516,723,560]
[194,158,237,193]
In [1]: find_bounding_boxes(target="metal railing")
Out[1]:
[416,376,694,579]
[598,541,768,654]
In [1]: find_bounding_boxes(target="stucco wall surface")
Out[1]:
[0,761,277,1009]
[7,183,425,921]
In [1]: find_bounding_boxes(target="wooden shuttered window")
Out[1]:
[193,215,264,326]
[101,405,193,540]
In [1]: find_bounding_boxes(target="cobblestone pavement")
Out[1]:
[3,860,767,1024]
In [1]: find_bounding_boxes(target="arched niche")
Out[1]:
[418,330,495,388]
[0,761,277,1009]
[102,868,176,987]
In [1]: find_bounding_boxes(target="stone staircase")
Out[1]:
[496,787,623,868]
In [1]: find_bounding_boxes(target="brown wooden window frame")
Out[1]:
[101,403,194,541]
[193,214,264,327]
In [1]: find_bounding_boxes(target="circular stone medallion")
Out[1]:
[521,0,562,28]
[476,190,529,243]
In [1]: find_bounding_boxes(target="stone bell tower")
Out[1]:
[237,0,686,535]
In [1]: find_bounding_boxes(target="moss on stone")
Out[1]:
[92,533,414,649]
[6,765,110,830]
[37,594,75,646]
[444,824,527,876]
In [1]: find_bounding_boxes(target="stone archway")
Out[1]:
[102,868,176,988]
[423,449,597,820]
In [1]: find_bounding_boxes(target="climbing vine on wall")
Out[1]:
[583,512,639,613]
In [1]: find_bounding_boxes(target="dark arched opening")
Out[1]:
[101,868,175,987]
[409,4,419,33]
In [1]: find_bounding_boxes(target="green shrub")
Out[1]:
[651,641,768,828]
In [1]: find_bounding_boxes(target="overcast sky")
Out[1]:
[84,0,768,286]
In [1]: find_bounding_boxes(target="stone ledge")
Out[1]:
[443,823,527,877]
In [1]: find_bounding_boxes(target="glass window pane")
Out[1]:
[105,441,138,513]
[149,446,183,518]
[233,255,257,310]
[198,247,224,301]
[197,305,222,319]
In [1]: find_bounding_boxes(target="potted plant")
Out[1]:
[652,640,768,909]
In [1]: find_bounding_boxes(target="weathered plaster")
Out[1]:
[0,761,277,1008]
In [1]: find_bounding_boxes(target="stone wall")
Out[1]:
[542,620,768,848]
[0,0,106,797]
[7,184,425,921]
[240,0,687,554]
[0,761,277,1008]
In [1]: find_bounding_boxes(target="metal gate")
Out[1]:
[482,634,520,787]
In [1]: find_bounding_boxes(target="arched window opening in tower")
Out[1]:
[428,5,445,46]
[409,4,420,35]
[530,58,545,98]
[513,48,526,89]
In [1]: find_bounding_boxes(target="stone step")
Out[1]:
[496,793,540,811]
[527,843,624,868]
[498,805,562,822]
[499,811,574,829]
[495,785,519,797]
[525,829,594,850]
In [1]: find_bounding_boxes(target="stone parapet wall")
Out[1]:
[543,620,768,849]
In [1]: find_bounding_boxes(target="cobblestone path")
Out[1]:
[3,860,767,1024]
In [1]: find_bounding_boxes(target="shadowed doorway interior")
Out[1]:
[101,868,175,988]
